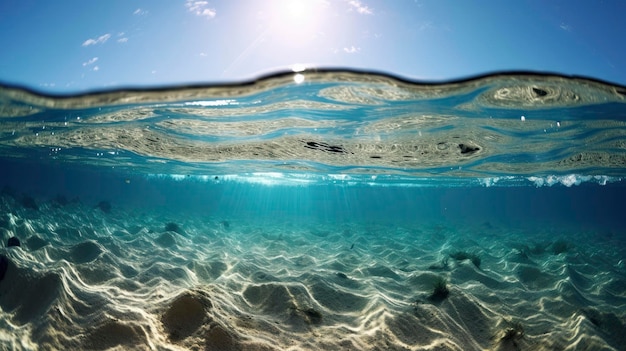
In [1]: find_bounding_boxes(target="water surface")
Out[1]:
[1,71,625,350]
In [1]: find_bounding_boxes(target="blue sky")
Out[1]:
[0,0,624,92]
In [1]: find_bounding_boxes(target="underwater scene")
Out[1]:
[1,70,626,350]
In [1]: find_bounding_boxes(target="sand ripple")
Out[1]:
[0,196,625,350]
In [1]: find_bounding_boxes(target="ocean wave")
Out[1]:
[1,70,625,183]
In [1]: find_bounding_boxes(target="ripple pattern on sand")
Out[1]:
[0,197,625,350]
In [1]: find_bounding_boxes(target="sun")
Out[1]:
[222,0,336,76]
[285,0,310,18]
[269,0,330,40]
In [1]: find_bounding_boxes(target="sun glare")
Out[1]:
[223,0,335,76]
[291,63,307,72]
[286,0,309,18]
[270,0,329,41]
[293,73,305,84]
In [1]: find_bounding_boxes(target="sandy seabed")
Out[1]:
[0,194,625,351]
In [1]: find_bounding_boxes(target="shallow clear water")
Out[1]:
[1,71,626,350]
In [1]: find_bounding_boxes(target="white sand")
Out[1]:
[0,194,625,351]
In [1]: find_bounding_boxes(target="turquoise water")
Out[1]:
[1,71,626,350]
